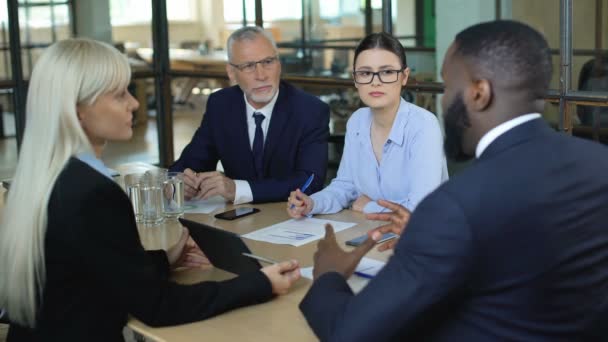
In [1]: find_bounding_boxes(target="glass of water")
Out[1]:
[124,173,145,222]
[140,169,167,225]
[162,172,184,218]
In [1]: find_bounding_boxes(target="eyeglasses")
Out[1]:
[229,56,279,73]
[352,68,405,84]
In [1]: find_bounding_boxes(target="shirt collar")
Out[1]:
[244,88,280,120]
[475,113,542,158]
[76,152,113,180]
[360,97,410,147]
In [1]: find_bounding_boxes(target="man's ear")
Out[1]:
[466,79,493,112]
[226,64,236,85]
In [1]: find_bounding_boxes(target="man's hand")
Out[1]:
[183,168,203,200]
[196,171,236,202]
[351,194,372,212]
[312,224,379,280]
[166,228,213,270]
[365,200,411,252]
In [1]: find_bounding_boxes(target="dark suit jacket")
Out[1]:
[170,81,330,203]
[300,119,608,341]
[8,158,273,342]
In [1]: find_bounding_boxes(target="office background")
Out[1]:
[0,0,607,340]
[0,0,606,184]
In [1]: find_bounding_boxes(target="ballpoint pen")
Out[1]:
[242,252,279,265]
[289,173,315,210]
[354,271,374,279]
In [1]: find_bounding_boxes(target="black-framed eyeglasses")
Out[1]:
[229,56,279,73]
[352,68,406,84]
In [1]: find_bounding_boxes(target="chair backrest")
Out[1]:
[0,308,8,324]
[577,55,608,126]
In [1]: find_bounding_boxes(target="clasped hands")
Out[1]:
[183,168,236,202]
[312,199,412,280]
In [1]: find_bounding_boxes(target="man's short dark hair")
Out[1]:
[454,20,553,99]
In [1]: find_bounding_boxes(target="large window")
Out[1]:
[110,0,196,25]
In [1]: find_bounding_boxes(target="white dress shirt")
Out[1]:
[475,113,542,158]
[233,90,280,204]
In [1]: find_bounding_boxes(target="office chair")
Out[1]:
[577,55,608,126]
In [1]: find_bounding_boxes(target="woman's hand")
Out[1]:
[167,228,213,270]
[351,194,372,212]
[260,260,301,295]
[287,189,314,218]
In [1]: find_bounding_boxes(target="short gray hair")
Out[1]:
[226,26,278,62]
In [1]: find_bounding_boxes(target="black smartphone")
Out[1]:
[214,207,260,220]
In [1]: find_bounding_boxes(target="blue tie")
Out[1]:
[252,112,265,178]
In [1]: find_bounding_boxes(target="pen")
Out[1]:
[290,173,315,210]
[242,252,279,265]
[354,271,374,279]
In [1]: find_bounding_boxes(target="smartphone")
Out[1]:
[1,180,10,191]
[345,232,398,247]
[214,207,260,220]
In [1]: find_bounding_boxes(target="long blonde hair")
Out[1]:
[0,38,131,327]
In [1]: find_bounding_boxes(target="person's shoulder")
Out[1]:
[282,81,328,109]
[402,101,441,131]
[556,131,608,163]
[345,107,371,131]
[56,158,124,199]
[207,84,243,103]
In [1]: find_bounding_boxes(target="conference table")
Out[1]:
[128,201,392,342]
[111,165,392,341]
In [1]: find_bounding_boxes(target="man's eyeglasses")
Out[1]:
[229,56,279,73]
[353,68,405,84]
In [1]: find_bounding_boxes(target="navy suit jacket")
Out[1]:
[300,119,608,341]
[170,81,329,203]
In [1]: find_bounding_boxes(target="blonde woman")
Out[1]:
[0,39,300,341]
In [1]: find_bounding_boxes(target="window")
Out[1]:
[110,0,196,26]
[224,0,302,23]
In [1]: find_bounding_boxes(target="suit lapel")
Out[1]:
[262,83,290,173]
[479,118,553,161]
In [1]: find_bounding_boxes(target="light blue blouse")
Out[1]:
[310,98,448,214]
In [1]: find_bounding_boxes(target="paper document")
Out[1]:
[300,257,386,280]
[300,257,386,293]
[183,196,226,214]
[242,217,356,247]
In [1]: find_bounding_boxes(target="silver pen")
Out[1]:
[242,252,279,265]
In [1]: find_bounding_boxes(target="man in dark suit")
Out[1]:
[171,26,329,204]
[299,20,608,341]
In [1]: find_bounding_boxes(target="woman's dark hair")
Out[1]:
[354,32,407,69]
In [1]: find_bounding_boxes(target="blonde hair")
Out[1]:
[0,38,131,327]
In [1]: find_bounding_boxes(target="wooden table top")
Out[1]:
[129,201,390,342]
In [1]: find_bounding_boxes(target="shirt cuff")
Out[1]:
[363,200,412,214]
[233,180,253,204]
[363,201,386,214]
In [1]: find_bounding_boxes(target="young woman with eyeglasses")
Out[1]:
[287,32,448,218]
